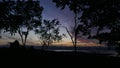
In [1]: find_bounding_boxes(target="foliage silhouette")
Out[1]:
[53,0,82,52]
[36,19,65,49]
[0,1,13,33]
[78,0,120,53]
[9,40,20,48]
[0,0,43,46]
[53,0,120,53]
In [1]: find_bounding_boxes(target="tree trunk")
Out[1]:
[24,29,29,46]
[74,13,77,52]
[18,28,29,46]
[18,29,24,46]
[64,27,75,47]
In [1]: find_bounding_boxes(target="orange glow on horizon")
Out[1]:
[0,37,102,47]
[52,42,102,46]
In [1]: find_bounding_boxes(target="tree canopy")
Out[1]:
[35,19,65,49]
[0,0,43,45]
[53,0,120,46]
[53,0,86,51]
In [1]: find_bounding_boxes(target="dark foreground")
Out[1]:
[0,47,120,67]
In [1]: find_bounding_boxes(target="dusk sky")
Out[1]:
[0,0,101,46]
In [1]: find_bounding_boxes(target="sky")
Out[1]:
[0,0,101,46]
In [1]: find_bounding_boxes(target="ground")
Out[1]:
[0,47,120,67]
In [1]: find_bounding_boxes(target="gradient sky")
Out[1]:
[0,0,101,46]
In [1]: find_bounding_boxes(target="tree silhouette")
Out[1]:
[0,1,13,34]
[53,0,120,53]
[0,0,43,46]
[53,0,82,52]
[78,0,120,50]
[15,0,43,46]
[36,19,65,49]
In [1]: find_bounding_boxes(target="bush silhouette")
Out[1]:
[9,40,20,48]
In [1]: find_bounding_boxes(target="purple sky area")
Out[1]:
[0,0,100,46]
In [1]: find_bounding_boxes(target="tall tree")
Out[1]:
[52,0,83,51]
[80,0,120,53]
[0,0,43,46]
[53,0,120,52]
[36,19,65,49]
[15,0,43,46]
[79,0,120,45]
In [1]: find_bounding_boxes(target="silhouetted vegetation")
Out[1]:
[0,0,120,66]
[35,19,65,49]
[9,40,20,48]
[53,0,82,51]
[53,0,120,54]
[0,0,43,46]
